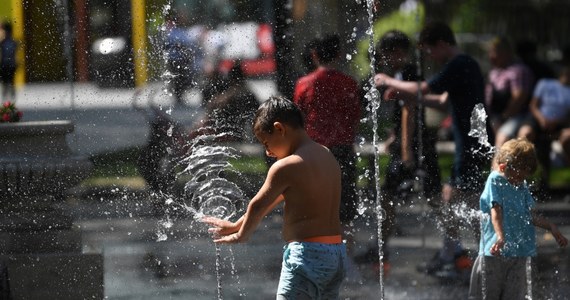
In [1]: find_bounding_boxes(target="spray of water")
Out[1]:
[152,127,248,300]
[364,0,386,298]
[145,4,252,298]
[469,103,495,157]
[180,133,248,300]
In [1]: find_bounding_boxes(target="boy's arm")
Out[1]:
[206,161,289,244]
[490,204,505,255]
[531,210,569,247]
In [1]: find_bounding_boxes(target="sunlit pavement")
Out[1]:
[62,186,570,300]
[15,81,278,156]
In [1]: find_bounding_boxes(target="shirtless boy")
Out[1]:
[202,96,347,299]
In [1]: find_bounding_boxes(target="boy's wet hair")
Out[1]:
[253,96,304,134]
[495,137,538,174]
[419,21,456,47]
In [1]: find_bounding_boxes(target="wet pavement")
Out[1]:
[63,186,570,300]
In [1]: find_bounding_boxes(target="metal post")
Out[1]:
[273,0,295,99]
[131,0,148,87]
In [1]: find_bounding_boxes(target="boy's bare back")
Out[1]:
[202,96,343,245]
[275,139,342,241]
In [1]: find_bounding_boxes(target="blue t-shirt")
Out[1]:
[479,171,536,257]
[533,79,570,120]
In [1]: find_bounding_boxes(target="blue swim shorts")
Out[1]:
[276,241,347,300]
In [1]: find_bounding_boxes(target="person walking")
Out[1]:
[485,36,535,147]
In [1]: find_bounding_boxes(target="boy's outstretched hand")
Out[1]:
[201,216,244,244]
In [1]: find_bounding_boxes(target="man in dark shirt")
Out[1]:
[356,29,441,274]
[374,21,493,279]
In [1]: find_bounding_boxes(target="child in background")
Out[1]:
[202,96,347,299]
[468,138,568,300]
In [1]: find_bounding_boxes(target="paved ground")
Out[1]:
[11,82,570,299]
[66,186,570,300]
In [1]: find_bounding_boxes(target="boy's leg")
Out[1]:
[443,188,479,262]
[353,157,401,269]
[478,256,507,300]
[468,256,483,300]
[277,243,346,300]
[276,244,318,299]
[438,184,463,263]
[503,258,532,300]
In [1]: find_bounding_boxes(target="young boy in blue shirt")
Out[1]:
[469,138,568,299]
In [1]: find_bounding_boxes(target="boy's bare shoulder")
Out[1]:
[269,147,321,170]
[270,153,304,171]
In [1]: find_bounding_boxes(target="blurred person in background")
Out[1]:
[0,21,17,102]
[517,65,570,186]
[485,36,535,147]
[375,21,493,280]
[355,29,441,275]
[163,12,203,106]
[516,39,556,82]
[191,61,258,142]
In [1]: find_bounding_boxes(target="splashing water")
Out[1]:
[179,141,245,220]
[179,132,248,300]
[526,257,533,300]
[469,103,495,156]
[452,202,485,224]
[153,125,248,300]
[364,0,386,298]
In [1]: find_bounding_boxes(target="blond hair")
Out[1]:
[494,138,538,174]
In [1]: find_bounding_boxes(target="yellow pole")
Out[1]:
[11,0,25,87]
[131,0,148,87]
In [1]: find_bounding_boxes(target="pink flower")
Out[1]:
[2,113,10,122]
[3,101,11,108]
